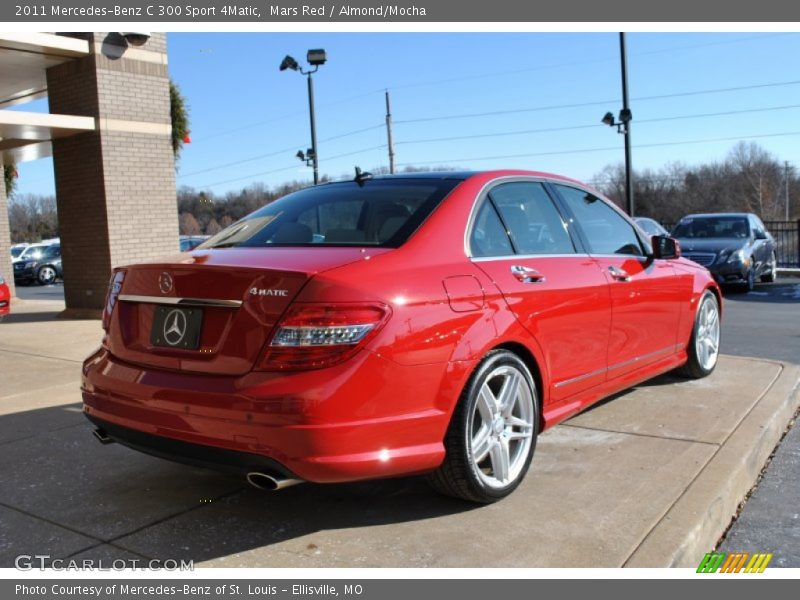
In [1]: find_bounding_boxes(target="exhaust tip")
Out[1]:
[93,428,115,445]
[246,471,303,491]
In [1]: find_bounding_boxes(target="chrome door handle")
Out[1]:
[608,266,631,282]
[511,265,546,283]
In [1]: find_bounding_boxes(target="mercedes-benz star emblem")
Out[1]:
[159,272,173,294]
[162,309,187,346]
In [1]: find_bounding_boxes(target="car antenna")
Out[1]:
[354,166,373,187]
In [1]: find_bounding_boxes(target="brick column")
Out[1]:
[0,160,14,299]
[47,32,178,316]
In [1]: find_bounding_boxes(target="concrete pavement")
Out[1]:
[0,296,798,568]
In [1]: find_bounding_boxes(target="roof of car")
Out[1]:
[325,169,585,185]
[681,213,754,218]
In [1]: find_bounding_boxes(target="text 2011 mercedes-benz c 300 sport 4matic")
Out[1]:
[83,170,722,503]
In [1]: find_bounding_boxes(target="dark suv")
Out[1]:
[13,243,63,286]
[671,213,776,291]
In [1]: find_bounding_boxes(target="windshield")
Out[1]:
[199,178,461,250]
[10,247,24,258]
[672,216,750,239]
[20,245,46,260]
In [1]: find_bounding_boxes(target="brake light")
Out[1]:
[102,270,126,331]
[259,303,390,371]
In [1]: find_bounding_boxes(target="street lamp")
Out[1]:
[601,33,634,216]
[280,49,327,185]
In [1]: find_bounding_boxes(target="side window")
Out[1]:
[470,200,514,257]
[555,185,644,257]
[489,182,575,255]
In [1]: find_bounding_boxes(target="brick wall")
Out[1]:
[47,32,178,313]
[0,162,13,299]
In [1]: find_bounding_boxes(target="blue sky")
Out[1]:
[13,32,800,196]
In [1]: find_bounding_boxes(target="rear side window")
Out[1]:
[555,185,644,256]
[470,200,514,257]
[489,183,575,255]
[200,179,460,249]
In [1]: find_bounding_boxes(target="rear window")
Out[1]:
[200,179,461,249]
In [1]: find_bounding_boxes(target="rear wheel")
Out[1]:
[676,291,720,379]
[428,350,539,503]
[37,265,56,285]
[760,252,777,283]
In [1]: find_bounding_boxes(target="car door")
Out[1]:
[749,215,772,275]
[468,180,612,406]
[552,184,685,379]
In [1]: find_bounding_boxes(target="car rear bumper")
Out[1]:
[81,347,466,483]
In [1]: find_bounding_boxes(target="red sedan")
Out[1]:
[0,273,10,318]
[83,171,721,503]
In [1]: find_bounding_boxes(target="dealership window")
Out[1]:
[554,185,644,256]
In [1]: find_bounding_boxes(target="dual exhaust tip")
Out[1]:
[91,428,302,491]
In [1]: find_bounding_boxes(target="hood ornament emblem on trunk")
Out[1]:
[159,272,173,294]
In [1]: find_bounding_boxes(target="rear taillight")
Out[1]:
[102,270,126,331]
[259,303,390,371]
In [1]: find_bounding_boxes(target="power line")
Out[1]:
[178,123,384,179]
[396,104,800,146]
[192,144,387,189]
[396,131,800,167]
[394,78,800,125]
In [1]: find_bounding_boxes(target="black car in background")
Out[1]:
[671,213,777,291]
[13,244,63,286]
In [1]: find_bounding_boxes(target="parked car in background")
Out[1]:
[13,243,62,285]
[10,243,29,260]
[634,217,669,237]
[0,273,10,319]
[85,170,721,504]
[180,235,209,252]
[12,243,49,264]
[671,213,776,291]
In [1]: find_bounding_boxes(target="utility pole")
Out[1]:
[786,161,791,221]
[385,90,396,174]
[619,32,634,217]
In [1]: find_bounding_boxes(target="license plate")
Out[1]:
[150,306,203,350]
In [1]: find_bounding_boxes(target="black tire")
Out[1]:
[36,265,56,286]
[427,349,539,504]
[676,290,720,379]
[760,253,777,283]
[741,266,756,292]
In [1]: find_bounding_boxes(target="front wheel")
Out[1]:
[428,350,539,503]
[677,291,721,379]
[760,252,777,283]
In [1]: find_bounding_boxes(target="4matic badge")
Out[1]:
[250,288,289,297]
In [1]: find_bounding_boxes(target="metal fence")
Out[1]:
[764,220,800,268]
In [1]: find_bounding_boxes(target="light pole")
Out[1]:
[602,33,634,216]
[280,49,326,185]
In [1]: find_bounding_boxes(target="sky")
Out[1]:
[12,32,800,197]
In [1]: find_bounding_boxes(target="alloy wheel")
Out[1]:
[38,266,55,285]
[695,296,720,371]
[468,364,535,489]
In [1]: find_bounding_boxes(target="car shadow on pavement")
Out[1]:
[0,403,478,567]
[721,281,800,304]
[0,311,63,324]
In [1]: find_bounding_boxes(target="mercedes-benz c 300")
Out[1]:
[83,171,721,503]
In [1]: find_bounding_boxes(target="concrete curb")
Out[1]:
[625,359,800,567]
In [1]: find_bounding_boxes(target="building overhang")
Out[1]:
[0,110,96,163]
[0,33,90,108]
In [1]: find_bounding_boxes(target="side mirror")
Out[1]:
[652,235,681,260]
[755,230,768,240]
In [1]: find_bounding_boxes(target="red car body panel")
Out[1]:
[82,170,721,483]
[0,278,10,317]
